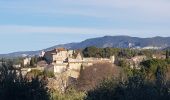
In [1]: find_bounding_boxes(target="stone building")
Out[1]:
[23,57,31,66]
[44,48,82,74]
[43,48,115,79]
[39,51,45,57]
[128,55,147,69]
[44,48,72,64]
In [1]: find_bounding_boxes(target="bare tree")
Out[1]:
[77,63,121,91]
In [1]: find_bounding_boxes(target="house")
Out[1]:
[82,56,115,64]
[44,48,71,64]
[43,48,115,77]
[13,64,21,68]
[45,63,68,73]
[128,55,147,69]
[152,54,166,59]
[23,57,31,66]
[21,68,32,76]
[110,56,115,63]
[131,56,146,63]
[68,62,82,71]
[44,48,83,74]
[39,51,45,57]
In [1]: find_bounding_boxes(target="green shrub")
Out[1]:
[43,71,55,78]
[50,87,86,100]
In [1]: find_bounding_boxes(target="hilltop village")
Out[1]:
[20,47,168,80]
[1,46,170,99]
[22,48,115,78]
[5,47,170,93]
[17,48,116,91]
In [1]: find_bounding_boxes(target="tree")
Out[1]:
[86,78,117,100]
[30,57,35,67]
[140,59,167,80]
[86,72,170,100]
[83,46,102,58]
[166,50,170,59]
[51,86,86,100]
[0,61,50,100]
[30,57,38,67]
[76,63,120,91]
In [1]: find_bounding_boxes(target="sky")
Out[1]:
[0,0,170,53]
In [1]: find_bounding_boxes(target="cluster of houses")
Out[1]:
[9,48,167,92]
[42,48,115,78]
[126,55,147,69]
[20,48,167,79]
[20,48,115,78]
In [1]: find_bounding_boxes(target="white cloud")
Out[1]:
[0,25,169,37]
[1,0,170,19]
[0,0,170,37]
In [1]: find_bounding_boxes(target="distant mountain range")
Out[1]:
[1,35,170,58]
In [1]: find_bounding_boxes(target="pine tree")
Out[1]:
[166,50,169,59]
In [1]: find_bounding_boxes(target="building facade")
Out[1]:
[43,48,115,78]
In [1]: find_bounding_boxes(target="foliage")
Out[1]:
[27,69,55,78]
[50,87,86,100]
[165,58,170,64]
[43,71,55,78]
[76,63,120,91]
[82,46,157,59]
[85,57,170,100]
[0,61,50,100]
[117,59,134,77]
[166,50,170,59]
[85,78,118,100]
[118,59,129,68]
[0,57,23,64]
[30,56,38,67]
[140,59,168,80]
[86,71,170,100]
[140,49,154,58]
[118,49,138,58]
[83,46,122,58]
[83,46,103,58]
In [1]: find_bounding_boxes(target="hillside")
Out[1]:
[1,35,170,57]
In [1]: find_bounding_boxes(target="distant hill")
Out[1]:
[1,35,170,57]
[164,46,170,50]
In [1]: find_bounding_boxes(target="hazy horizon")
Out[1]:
[0,0,170,53]
[1,35,170,54]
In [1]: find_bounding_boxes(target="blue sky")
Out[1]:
[0,0,170,53]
